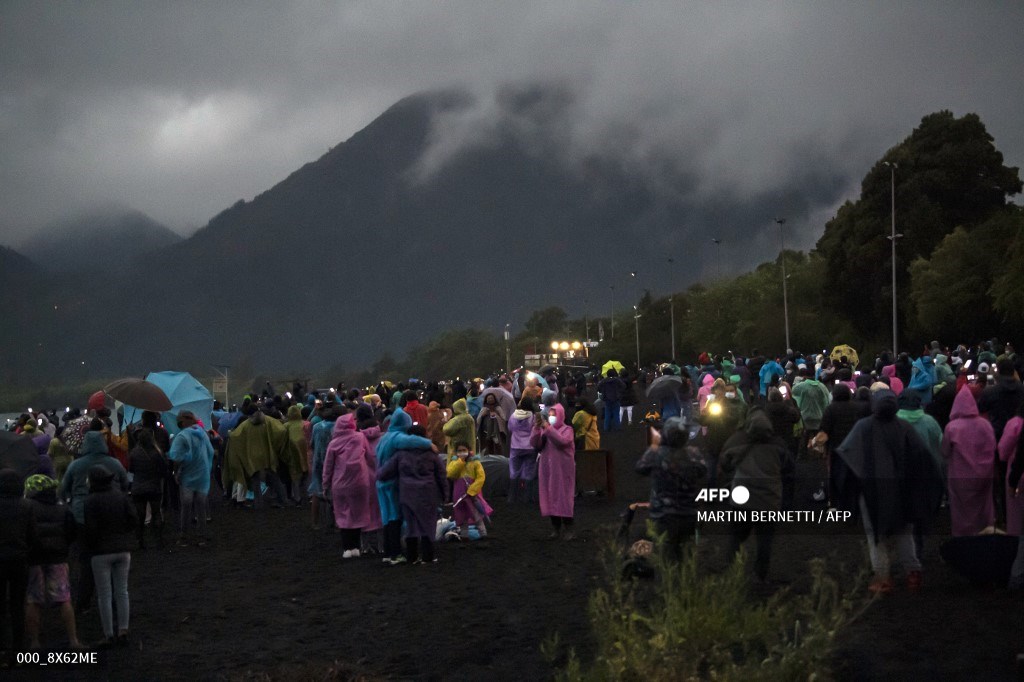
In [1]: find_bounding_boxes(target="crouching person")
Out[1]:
[635,418,707,562]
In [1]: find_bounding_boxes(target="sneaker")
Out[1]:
[411,559,424,565]
[351,549,360,558]
[387,556,407,566]
[868,576,894,595]
[342,549,355,559]
[381,556,392,564]
[812,487,827,503]
[906,570,923,591]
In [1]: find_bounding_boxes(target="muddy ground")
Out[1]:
[8,427,1024,681]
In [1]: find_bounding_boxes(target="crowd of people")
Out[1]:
[1,338,1023,662]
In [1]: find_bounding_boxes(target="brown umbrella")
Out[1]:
[103,378,173,412]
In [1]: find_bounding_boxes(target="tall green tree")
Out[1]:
[816,111,1021,341]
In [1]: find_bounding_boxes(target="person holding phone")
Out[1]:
[635,419,707,562]
[531,404,576,540]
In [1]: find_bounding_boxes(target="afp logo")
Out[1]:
[695,485,750,504]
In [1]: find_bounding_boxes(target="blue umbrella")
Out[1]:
[125,371,213,435]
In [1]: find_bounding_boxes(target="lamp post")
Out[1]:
[504,323,511,373]
[882,161,902,355]
[633,305,642,370]
[712,238,722,279]
[775,218,791,352]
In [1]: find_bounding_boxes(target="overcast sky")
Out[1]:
[2,1,1022,254]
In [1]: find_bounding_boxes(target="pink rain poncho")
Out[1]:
[881,364,904,396]
[998,416,1023,536]
[531,403,576,518]
[942,386,997,536]
[323,414,379,531]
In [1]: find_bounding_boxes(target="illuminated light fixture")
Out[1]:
[571,341,581,350]
[559,342,570,351]
[551,341,560,350]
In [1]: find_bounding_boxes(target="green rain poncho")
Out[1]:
[224,411,288,489]
[282,405,310,480]
[442,398,476,455]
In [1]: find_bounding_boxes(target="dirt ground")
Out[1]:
[8,427,1024,681]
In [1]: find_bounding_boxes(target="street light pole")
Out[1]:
[633,305,641,370]
[775,218,791,351]
[504,323,511,373]
[883,161,901,355]
[712,238,722,279]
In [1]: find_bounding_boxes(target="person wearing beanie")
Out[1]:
[23,474,82,650]
[635,418,707,562]
[83,465,137,648]
[835,390,943,595]
[0,468,36,659]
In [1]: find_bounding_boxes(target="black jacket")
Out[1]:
[27,491,76,565]
[0,470,35,561]
[129,445,168,497]
[978,377,1024,440]
[84,487,138,555]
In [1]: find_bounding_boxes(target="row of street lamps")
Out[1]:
[537,172,901,371]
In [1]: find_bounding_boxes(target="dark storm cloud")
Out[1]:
[1,0,1022,272]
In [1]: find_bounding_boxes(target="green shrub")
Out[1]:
[545,542,868,681]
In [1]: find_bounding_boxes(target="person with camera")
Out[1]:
[531,404,576,540]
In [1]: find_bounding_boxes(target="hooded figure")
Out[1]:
[943,387,997,536]
[282,405,311,484]
[758,359,785,397]
[223,411,286,489]
[425,402,448,452]
[477,393,509,455]
[720,409,788,580]
[908,355,936,406]
[322,414,378,555]
[446,447,494,534]
[933,354,955,386]
[375,409,434,563]
[376,425,446,564]
[696,373,716,413]
[997,410,1024,536]
[571,399,600,451]
[635,418,707,561]
[895,392,943,475]
[354,405,384,538]
[836,390,942,592]
[58,432,129,525]
[530,403,576,536]
[442,398,475,456]
[881,364,904,396]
